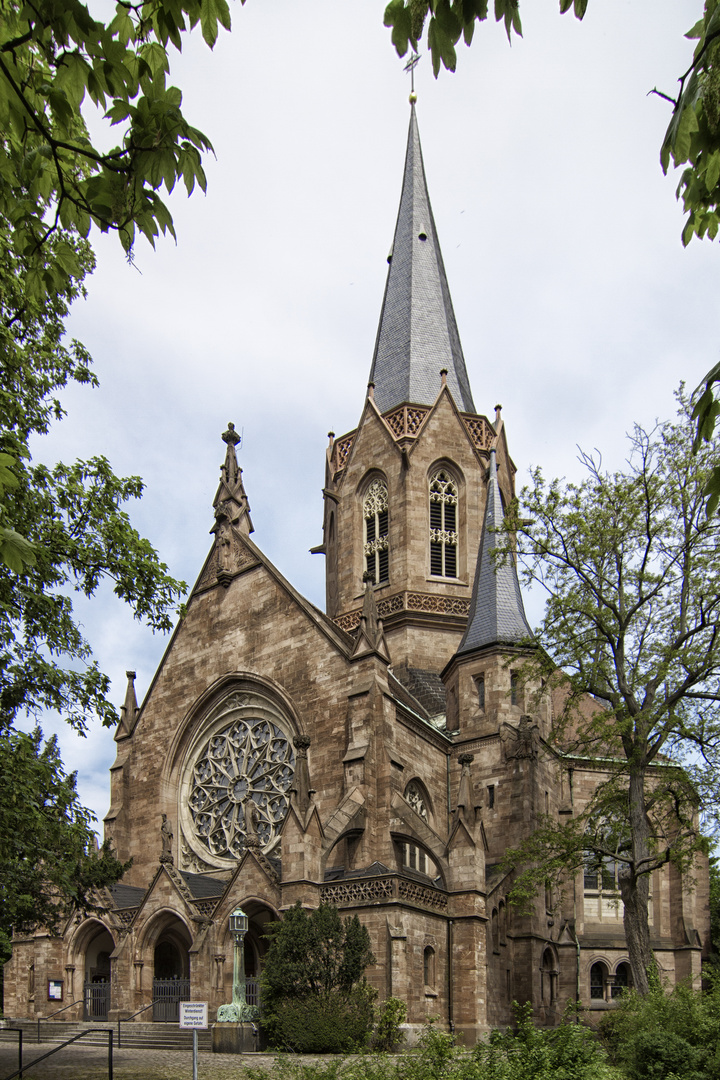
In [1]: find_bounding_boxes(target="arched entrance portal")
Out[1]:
[150,918,191,1021]
[82,925,115,1020]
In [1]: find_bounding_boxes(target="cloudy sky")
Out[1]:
[27,0,718,832]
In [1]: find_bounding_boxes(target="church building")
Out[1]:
[4,102,710,1041]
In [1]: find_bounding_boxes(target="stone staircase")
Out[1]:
[1,1019,213,1051]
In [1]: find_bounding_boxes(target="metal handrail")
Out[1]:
[117,1000,164,1049]
[3,1030,22,1080]
[37,1000,80,1043]
[2,1027,113,1080]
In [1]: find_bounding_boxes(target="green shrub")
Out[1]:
[373,997,407,1052]
[598,975,720,1080]
[471,1002,611,1080]
[263,981,376,1053]
[628,1029,703,1080]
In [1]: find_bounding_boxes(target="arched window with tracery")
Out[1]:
[429,470,458,578]
[363,479,389,585]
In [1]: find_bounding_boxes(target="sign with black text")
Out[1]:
[179,1002,208,1029]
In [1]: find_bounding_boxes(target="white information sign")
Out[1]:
[179,1002,208,1029]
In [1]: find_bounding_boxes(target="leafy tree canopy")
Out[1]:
[0,216,186,731]
[499,391,720,993]
[0,727,131,962]
[0,0,234,260]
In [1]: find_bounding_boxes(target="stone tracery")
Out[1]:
[184,695,295,861]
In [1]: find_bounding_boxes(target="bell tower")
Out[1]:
[319,102,518,705]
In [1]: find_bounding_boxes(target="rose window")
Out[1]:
[186,704,295,859]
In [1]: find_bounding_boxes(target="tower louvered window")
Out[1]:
[363,479,389,584]
[429,470,458,577]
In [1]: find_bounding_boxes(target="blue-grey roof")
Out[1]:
[180,871,226,899]
[368,105,475,414]
[457,450,532,655]
[108,883,146,909]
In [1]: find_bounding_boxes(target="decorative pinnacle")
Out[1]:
[222,422,241,448]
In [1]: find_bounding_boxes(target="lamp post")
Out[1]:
[229,907,248,1011]
[216,906,258,1023]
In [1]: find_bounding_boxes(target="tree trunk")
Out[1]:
[618,768,656,995]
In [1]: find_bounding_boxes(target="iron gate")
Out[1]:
[152,978,190,1022]
[83,980,110,1020]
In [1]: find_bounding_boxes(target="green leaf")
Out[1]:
[705,150,720,191]
[0,527,36,572]
[385,0,413,56]
[201,0,232,49]
[428,16,457,75]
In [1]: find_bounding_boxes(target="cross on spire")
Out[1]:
[404,52,420,96]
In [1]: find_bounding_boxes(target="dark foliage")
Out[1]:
[599,975,720,1080]
[0,728,131,962]
[260,902,376,1052]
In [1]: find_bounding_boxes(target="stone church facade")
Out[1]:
[4,104,710,1041]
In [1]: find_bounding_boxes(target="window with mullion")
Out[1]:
[363,479,389,585]
[429,470,458,578]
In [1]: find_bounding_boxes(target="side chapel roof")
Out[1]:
[368,104,476,415]
[456,449,532,656]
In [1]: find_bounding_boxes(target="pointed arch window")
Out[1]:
[429,470,458,577]
[363,479,389,585]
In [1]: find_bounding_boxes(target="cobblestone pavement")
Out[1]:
[0,1043,297,1080]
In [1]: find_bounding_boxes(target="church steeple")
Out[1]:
[456,448,532,656]
[368,104,475,415]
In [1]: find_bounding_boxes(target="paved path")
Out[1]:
[0,1043,290,1080]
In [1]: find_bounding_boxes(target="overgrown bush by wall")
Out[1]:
[598,973,720,1080]
[263,982,376,1053]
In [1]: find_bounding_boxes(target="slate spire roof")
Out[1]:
[457,449,532,656]
[368,104,475,415]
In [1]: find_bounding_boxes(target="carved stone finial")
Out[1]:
[440,368,448,387]
[118,671,140,738]
[222,422,242,448]
[220,424,241,489]
[160,813,174,864]
[458,753,475,767]
[367,382,375,401]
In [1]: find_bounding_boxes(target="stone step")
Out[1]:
[1,1020,213,1052]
